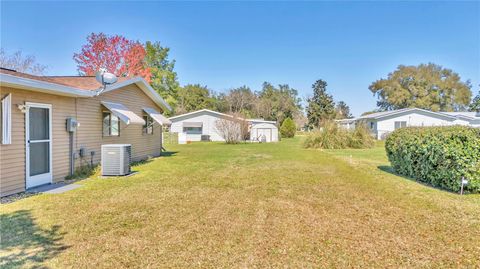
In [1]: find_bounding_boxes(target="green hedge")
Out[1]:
[385,126,480,193]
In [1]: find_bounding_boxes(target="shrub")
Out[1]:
[280,118,296,138]
[303,121,375,149]
[65,164,99,180]
[215,113,249,144]
[385,126,480,193]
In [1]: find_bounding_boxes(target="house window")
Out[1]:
[143,115,154,135]
[103,112,119,136]
[394,121,407,130]
[370,122,375,130]
[183,127,202,133]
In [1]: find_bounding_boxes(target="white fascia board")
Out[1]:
[335,118,357,123]
[449,114,477,121]
[102,77,172,113]
[0,73,93,97]
[374,108,457,121]
[169,109,235,121]
[247,119,277,124]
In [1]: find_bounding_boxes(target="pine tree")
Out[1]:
[335,101,353,119]
[307,79,336,128]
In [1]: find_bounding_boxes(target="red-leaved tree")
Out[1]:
[73,33,151,82]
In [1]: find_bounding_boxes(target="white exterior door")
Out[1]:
[257,128,272,142]
[26,103,53,188]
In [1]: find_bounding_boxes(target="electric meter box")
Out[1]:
[66,117,78,132]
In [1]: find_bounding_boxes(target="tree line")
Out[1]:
[1,33,479,130]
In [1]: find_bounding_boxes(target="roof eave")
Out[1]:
[0,73,93,97]
[169,109,227,120]
[372,108,458,121]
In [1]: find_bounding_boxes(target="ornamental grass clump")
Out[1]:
[385,126,480,193]
[303,121,375,149]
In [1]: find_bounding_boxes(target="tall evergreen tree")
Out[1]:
[335,101,353,119]
[307,79,336,128]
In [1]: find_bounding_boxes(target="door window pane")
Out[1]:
[29,107,49,140]
[30,141,50,176]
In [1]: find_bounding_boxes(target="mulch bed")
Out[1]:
[1,192,39,204]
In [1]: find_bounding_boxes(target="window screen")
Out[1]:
[30,142,50,176]
[394,121,407,129]
[143,115,154,135]
[183,127,202,133]
[103,112,120,136]
[29,107,49,140]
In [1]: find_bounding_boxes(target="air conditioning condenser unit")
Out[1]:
[101,144,131,176]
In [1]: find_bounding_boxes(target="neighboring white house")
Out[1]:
[337,108,480,139]
[169,109,279,143]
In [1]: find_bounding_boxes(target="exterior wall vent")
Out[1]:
[101,144,131,176]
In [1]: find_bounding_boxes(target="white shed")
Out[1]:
[168,109,279,143]
[248,119,279,142]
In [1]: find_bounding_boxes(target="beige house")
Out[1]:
[0,68,171,196]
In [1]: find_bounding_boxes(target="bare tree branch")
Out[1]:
[215,113,249,144]
[0,49,47,75]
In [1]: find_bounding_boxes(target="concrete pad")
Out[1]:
[27,183,82,194]
[100,171,139,178]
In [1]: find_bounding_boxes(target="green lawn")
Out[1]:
[1,138,479,268]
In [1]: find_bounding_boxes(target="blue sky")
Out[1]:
[1,1,479,116]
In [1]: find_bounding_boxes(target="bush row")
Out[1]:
[385,126,480,193]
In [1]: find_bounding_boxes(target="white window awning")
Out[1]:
[183,122,203,128]
[143,107,172,126]
[101,101,145,125]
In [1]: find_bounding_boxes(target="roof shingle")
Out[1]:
[0,68,129,90]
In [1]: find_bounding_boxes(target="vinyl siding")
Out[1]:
[375,112,458,139]
[169,111,227,141]
[76,84,163,166]
[0,84,164,197]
